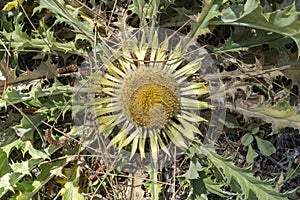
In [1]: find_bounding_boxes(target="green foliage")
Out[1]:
[178,146,236,199]
[2,79,72,107]
[33,0,94,40]
[128,0,176,25]
[0,139,54,198]
[1,13,80,53]
[178,141,288,199]
[198,144,288,200]
[0,78,74,198]
[210,0,300,57]
[240,123,276,163]
[255,136,276,156]
[60,182,84,200]
[189,0,223,39]
[56,164,84,200]
[213,31,289,54]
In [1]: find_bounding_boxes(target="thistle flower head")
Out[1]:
[89,28,214,166]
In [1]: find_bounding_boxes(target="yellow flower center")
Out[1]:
[129,83,179,127]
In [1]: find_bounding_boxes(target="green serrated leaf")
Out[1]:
[34,0,93,38]
[0,139,62,198]
[5,88,30,104]
[263,3,298,27]
[203,177,236,198]
[255,136,276,156]
[3,80,72,106]
[13,159,68,199]
[1,139,22,155]
[1,14,82,54]
[211,0,300,57]
[128,0,164,23]
[28,147,49,160]
[10,158,44,176]
[61,162,84,200]
[19,140,31,157]
[0,173,14,198]
[189,0,223,39]
[13,114,45,137]
[221,0,259,22]
[199,144,288,200]
[213,31,286,54]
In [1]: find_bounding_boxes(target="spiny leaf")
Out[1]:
[226,102,300,133]
[0,56,58,92]
[15,159,70,199]
[0,57,17,82]
[2,79,72,107]
[213,31,286,54]
[0,139,62,198]
[184,159,202,179]
[203,177,236,198]
[221,0,259,22]
[13,114,45,137]
[10,159,41,176]
[128,0,175,23]
[189,0,223,39]
[0,173,16,198]
[199,145,288,200]
[34,0,93,39]
[211,0,300,57]
[1,13,81,54]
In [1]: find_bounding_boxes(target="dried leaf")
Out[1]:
[226,102,300,133]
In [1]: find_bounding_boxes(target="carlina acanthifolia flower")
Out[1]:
[90,28,213,166]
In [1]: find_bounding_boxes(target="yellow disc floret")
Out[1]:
[129,83,178,128]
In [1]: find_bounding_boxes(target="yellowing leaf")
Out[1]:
[3,0,25,11]
[226,103,300,133]
[60,182,84,200]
